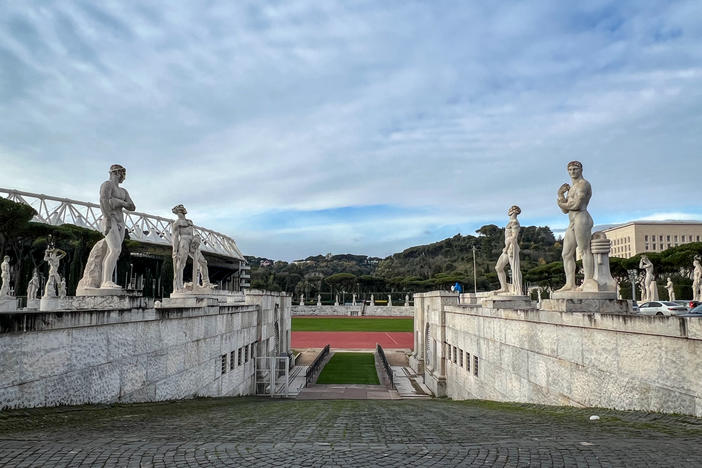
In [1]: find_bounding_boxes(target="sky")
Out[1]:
[1,1,701,261]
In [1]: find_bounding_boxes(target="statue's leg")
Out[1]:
[574,213,595,283]
[495,253,508,292]
[558,227,577,290]
[101,224,124,288]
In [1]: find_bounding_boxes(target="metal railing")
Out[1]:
[305,344,330,384]
[376,343,394,389]
[0,188,245,261]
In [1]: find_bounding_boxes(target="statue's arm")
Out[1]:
[122,191,136,212]
[171,222,179,257]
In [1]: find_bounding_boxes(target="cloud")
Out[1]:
[1,1,701,260]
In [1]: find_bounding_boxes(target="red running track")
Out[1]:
[292,331,413,349]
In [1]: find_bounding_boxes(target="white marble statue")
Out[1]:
[665,277,675,301]
[370,294,374,305]
[171,204,195,291]
[639,255,658,302]
[27,271,39,300]
[352,293,357,306]
[0,255,10,297]
[59,277,67,298]
[317,294,321,306]
[616,279,621,299]
[77,165,136,292]
[334,294,339,306]
[494,205,523,295]
[43,245,66,298]
[638,277,647,302]
[387,294,392,306]
[300,294,304,306]
[188,235,213,289]
[405,294,409,306]
[556,161,596,292]
[693,256,702,302]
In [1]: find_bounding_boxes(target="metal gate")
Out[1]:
[255,356,290,397]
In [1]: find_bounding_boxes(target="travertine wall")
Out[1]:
[412,291,702,417]
[291,305,414,317]
[0,290,291,410]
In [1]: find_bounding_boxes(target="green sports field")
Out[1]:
[316,352,380,385]
[292,317,413,332]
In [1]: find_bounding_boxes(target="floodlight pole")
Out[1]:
[472,245,477,293]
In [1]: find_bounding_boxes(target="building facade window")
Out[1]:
[473,356,479,377]
[221,355,228,374]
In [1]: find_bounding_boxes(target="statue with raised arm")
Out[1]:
[693,256,702,302]
[27,271,39,300]
[77,165,136,292]
[556,161,596,292]
[665,277,675,301]
[0,256,10,297]
[171,204,195,291]
[43,245,66,298]
[639,255,658,301]
[494,205,523,295]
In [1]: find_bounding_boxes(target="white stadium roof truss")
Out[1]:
[0,188,245,262]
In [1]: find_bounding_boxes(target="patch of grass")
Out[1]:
[292,317,413,332]
[316,352,380,385]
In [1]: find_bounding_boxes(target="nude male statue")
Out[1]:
[99,165,136,288]
[556,161,596,292]
[0,256,11,297]
[494,205,523,295]
[43,245,66,297]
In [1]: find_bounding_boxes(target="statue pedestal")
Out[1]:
[0,297,18,312]
[459,292,491,305]
[26,298,40,310]
[76,287,131,297]
[542,291,631,314]
[163,289,244,308]
[40,296,60,312]
[481,294,535,310]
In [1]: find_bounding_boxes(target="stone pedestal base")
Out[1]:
[459,292,491,305]
[26,298,40,310]
[0,297,18,312]
[39,296,59,311]
[482,294,535,310]
[408,354,424,375]
[165,290,244,308]
[76,287,131,297]
[541,293,632,314]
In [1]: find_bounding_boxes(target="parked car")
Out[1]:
[637,301,688,316]
[673,300,701,311]
[677,304,702,318]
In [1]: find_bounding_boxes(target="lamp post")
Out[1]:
[472,245,477,293]
[627,269,638,302]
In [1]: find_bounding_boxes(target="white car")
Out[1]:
[637,301,688,316]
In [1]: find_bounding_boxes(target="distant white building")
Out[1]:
[603,221,702,258]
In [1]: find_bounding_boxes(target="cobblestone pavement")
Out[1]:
[1,398,701,467]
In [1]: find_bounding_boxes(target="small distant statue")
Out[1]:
[494,205,523,295]
[171,204,195,291]
[693,256,702,302]
[638,277,647,302]
[43,245,67,298]
[59,277,67,298]
[370,294,374,305]
[334,294,339,306]
[665,277,675,301]
[616,279,621,300]
[317,294,321,306]
[77,165,136,291]
[352,293,357,306]
[0,255,11,297]
[387,294,392,306]
[556,161,596,292]
[639,255,658,302]
[404,294,409,306]
[27,271,40,300]
[300,294,305,306]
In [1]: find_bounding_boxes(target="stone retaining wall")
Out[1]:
[411,290,702,417]
[0,290,291,410]
[291,305,414,317]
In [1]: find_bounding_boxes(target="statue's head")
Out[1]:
[3,255,8,262]
[109,164,126,182]
[172,204,187,215]
[567,160,582,178]
[508,205,521,216]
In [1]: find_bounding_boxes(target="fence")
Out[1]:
[376,343,394,389]
[305,344,330,384]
